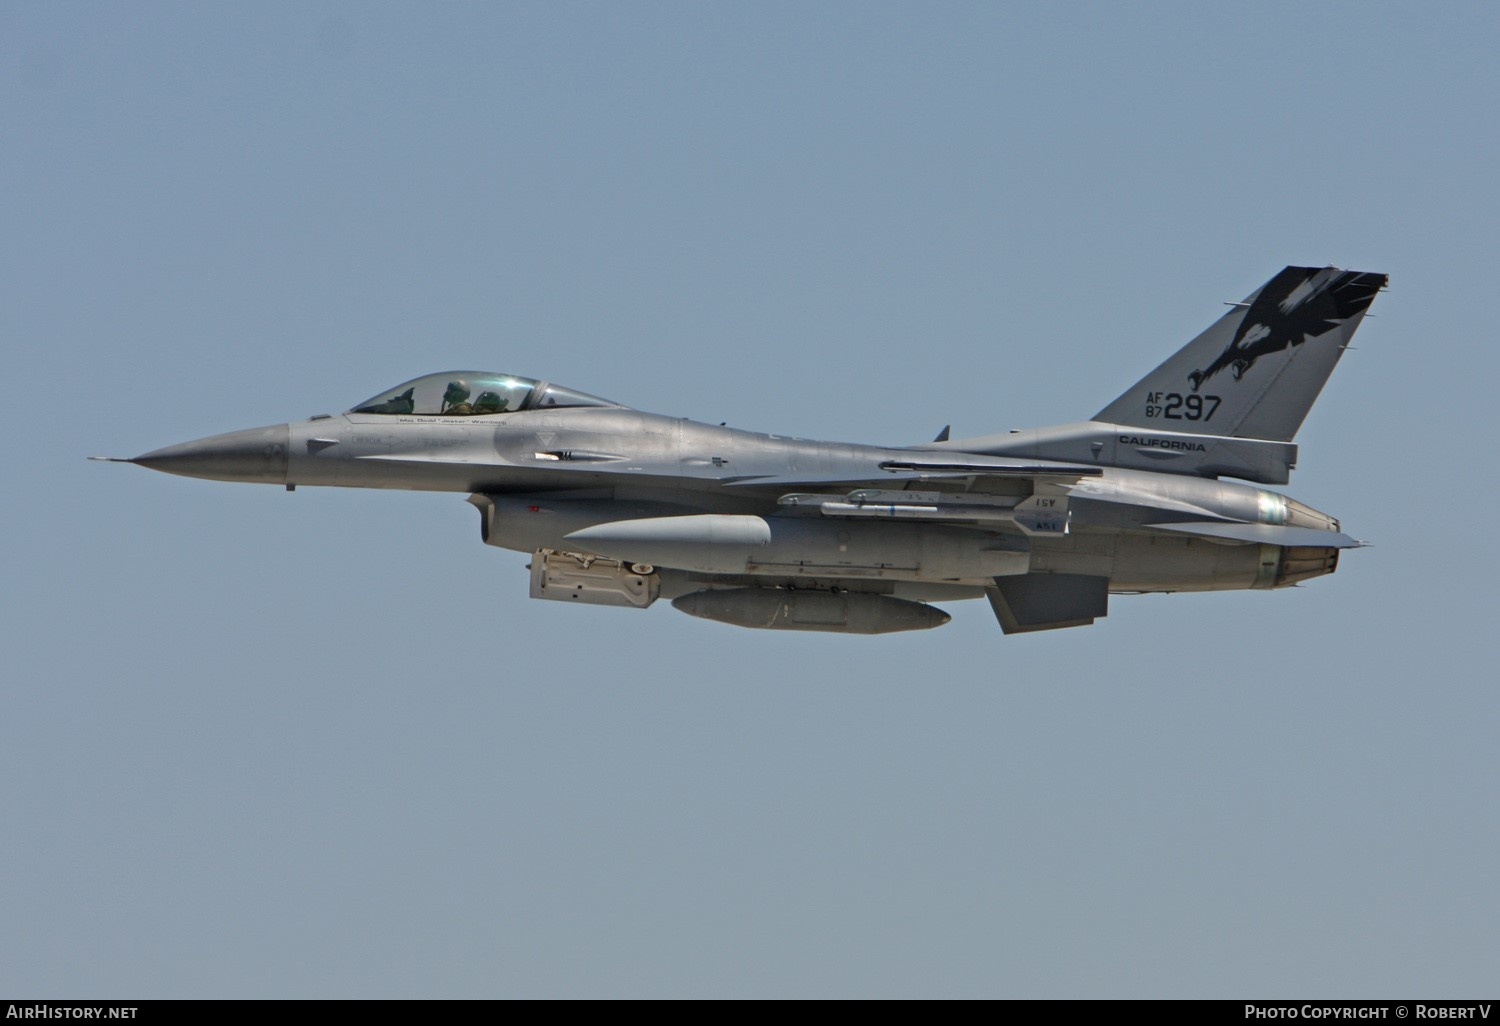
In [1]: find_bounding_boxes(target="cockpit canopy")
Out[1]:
[349,372,622,417]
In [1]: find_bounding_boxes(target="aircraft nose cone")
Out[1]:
[132,423,290,484]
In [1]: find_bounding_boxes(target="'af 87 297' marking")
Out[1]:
[1145,392,1221,421]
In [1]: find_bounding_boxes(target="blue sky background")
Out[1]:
[4,1,1497,998]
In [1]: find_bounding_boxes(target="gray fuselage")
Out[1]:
[143,403,1341,605]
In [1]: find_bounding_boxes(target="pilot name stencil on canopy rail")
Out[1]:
[96,265,1386,635]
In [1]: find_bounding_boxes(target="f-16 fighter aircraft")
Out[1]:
[97,266,1386,634]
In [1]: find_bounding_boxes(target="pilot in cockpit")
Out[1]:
[350,372,620,418]
[441,380,473,415]
[471,391,509,414]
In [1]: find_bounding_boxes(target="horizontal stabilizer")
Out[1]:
[1146,521,1363,548]
[933,421,1302,485]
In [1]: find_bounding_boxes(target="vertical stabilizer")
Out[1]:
[1094,266,1386,442]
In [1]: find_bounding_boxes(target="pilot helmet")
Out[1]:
[473,391,506,413]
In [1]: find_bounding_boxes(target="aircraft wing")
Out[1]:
[724,459,1102,491]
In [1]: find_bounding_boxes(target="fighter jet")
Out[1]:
[96,265,1386,635]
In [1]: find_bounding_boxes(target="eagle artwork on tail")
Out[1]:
[1187,266,1386,392]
